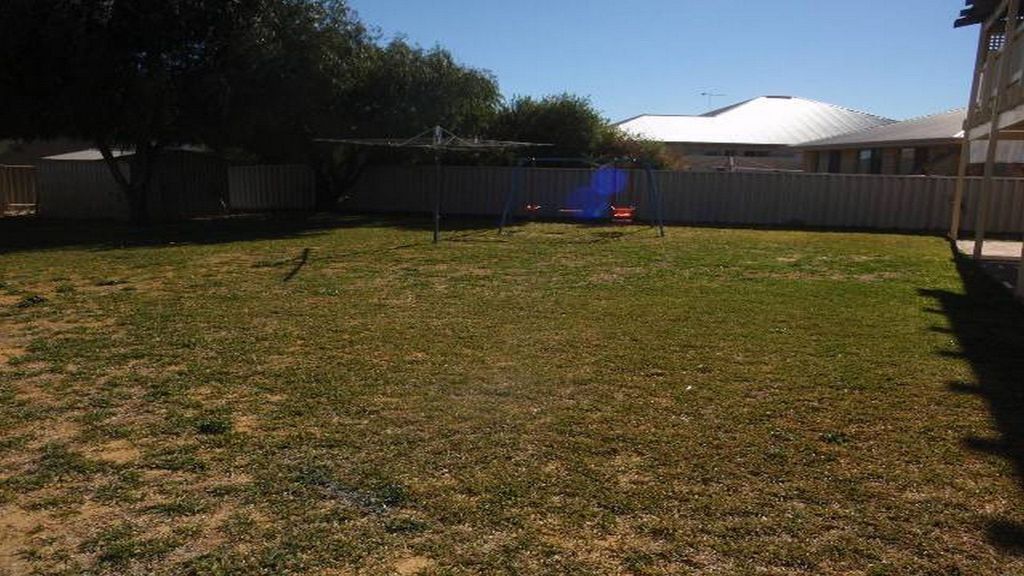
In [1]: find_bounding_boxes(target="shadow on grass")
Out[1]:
[0,213,505,255]
[0,212,668,255]
[920,248,1024,556]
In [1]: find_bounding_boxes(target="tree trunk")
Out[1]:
[97,141,161,225]
[317,150,369,210]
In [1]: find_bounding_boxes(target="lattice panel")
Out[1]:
[990,32,1007,52]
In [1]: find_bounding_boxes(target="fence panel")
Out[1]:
[36,161,130,220]
[154,152,228,219]
[229,165,316,211]
[346,166,1024,235]
[0,165,38,215]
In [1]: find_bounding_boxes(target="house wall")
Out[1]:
[801,144,965,176]
[664,143,800,172]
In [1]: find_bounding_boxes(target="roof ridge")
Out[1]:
[890,107,967,124]
[783,95,896,123]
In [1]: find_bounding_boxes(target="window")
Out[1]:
[828,151,841,173]
[858,149,882,174]
[914,148,930,174]
[816,152,830,173]
[899,148,916,174]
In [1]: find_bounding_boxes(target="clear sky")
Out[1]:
[346,0,978,122]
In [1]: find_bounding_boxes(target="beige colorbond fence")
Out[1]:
[34,161,313,220]
[37,160,130,220]
[229,165,315,211]
[0,165,38,215]
[346,165,1024,234]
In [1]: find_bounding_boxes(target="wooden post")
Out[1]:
[950,139,974,240]
[974,136,1000,260]
[953,12,997,240]
[974,0,1018,259]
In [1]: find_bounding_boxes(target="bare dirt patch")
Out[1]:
[233,414,258,434]
[90,440,141,465]
[394,555,435,575]
[0,506,46,575]
[0,345,26,366]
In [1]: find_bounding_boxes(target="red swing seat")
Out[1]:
[611,205,636,223]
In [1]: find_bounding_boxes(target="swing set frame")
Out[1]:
[498,157,667,237]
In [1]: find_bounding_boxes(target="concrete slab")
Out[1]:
[955,240,1024,261]
[956,239,1023,294]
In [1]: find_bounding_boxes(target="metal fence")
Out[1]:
[0,165,37,215]
[346,165,1024,234]
[229,165,316,211]
[36,160,130,220]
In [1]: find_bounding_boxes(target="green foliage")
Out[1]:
[490,94,607,159]
[195,416,233,436]
[344,40,501,138]
[489,94,676,168]
[0,0,506,216]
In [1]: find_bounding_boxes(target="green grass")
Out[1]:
[0,215,1021,575]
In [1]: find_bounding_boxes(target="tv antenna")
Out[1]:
[700,91,726,109]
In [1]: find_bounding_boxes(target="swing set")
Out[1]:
[498,157,666,237]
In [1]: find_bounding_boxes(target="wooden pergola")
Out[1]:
[951,0,1024,298]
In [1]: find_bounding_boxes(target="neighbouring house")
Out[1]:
[797,108,1024,176]
[796,109,966,176]
[615,95,895,172]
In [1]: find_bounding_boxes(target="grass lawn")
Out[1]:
[1,215,1022,575]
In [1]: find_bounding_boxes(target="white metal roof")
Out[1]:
[615,96,895,146]
[43,148,133,161]
[796,109,967,149]
[42,145,211,161]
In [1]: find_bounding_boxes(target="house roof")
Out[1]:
[955,0,1001,28]
[43,148,133,161]
[615,96,895,147]
[795,109,967,150]
[42,145,211,161]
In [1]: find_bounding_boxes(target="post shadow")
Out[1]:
[919,247,1024,555]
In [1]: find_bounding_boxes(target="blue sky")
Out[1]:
[347,0,978,123]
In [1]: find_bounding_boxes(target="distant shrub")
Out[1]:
[195,417,232,436]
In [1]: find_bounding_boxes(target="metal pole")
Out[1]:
[499,159,526,235]
[433,151,442,244]
[645,163,666,238]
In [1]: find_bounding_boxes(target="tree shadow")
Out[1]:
[0,213,504,255]
[919,248,1024,556]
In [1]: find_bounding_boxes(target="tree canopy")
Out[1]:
[489,94,674,168]
[0,1,670,220]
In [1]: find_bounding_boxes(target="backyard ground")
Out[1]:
[0,215,1022,575]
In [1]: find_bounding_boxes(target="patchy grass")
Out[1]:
[0,215,1021,575]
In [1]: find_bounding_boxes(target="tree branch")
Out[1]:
[96,141,131,193]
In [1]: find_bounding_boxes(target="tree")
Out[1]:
[0,0,370,223]
[313,39,502,207]
[488,93,675,168]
